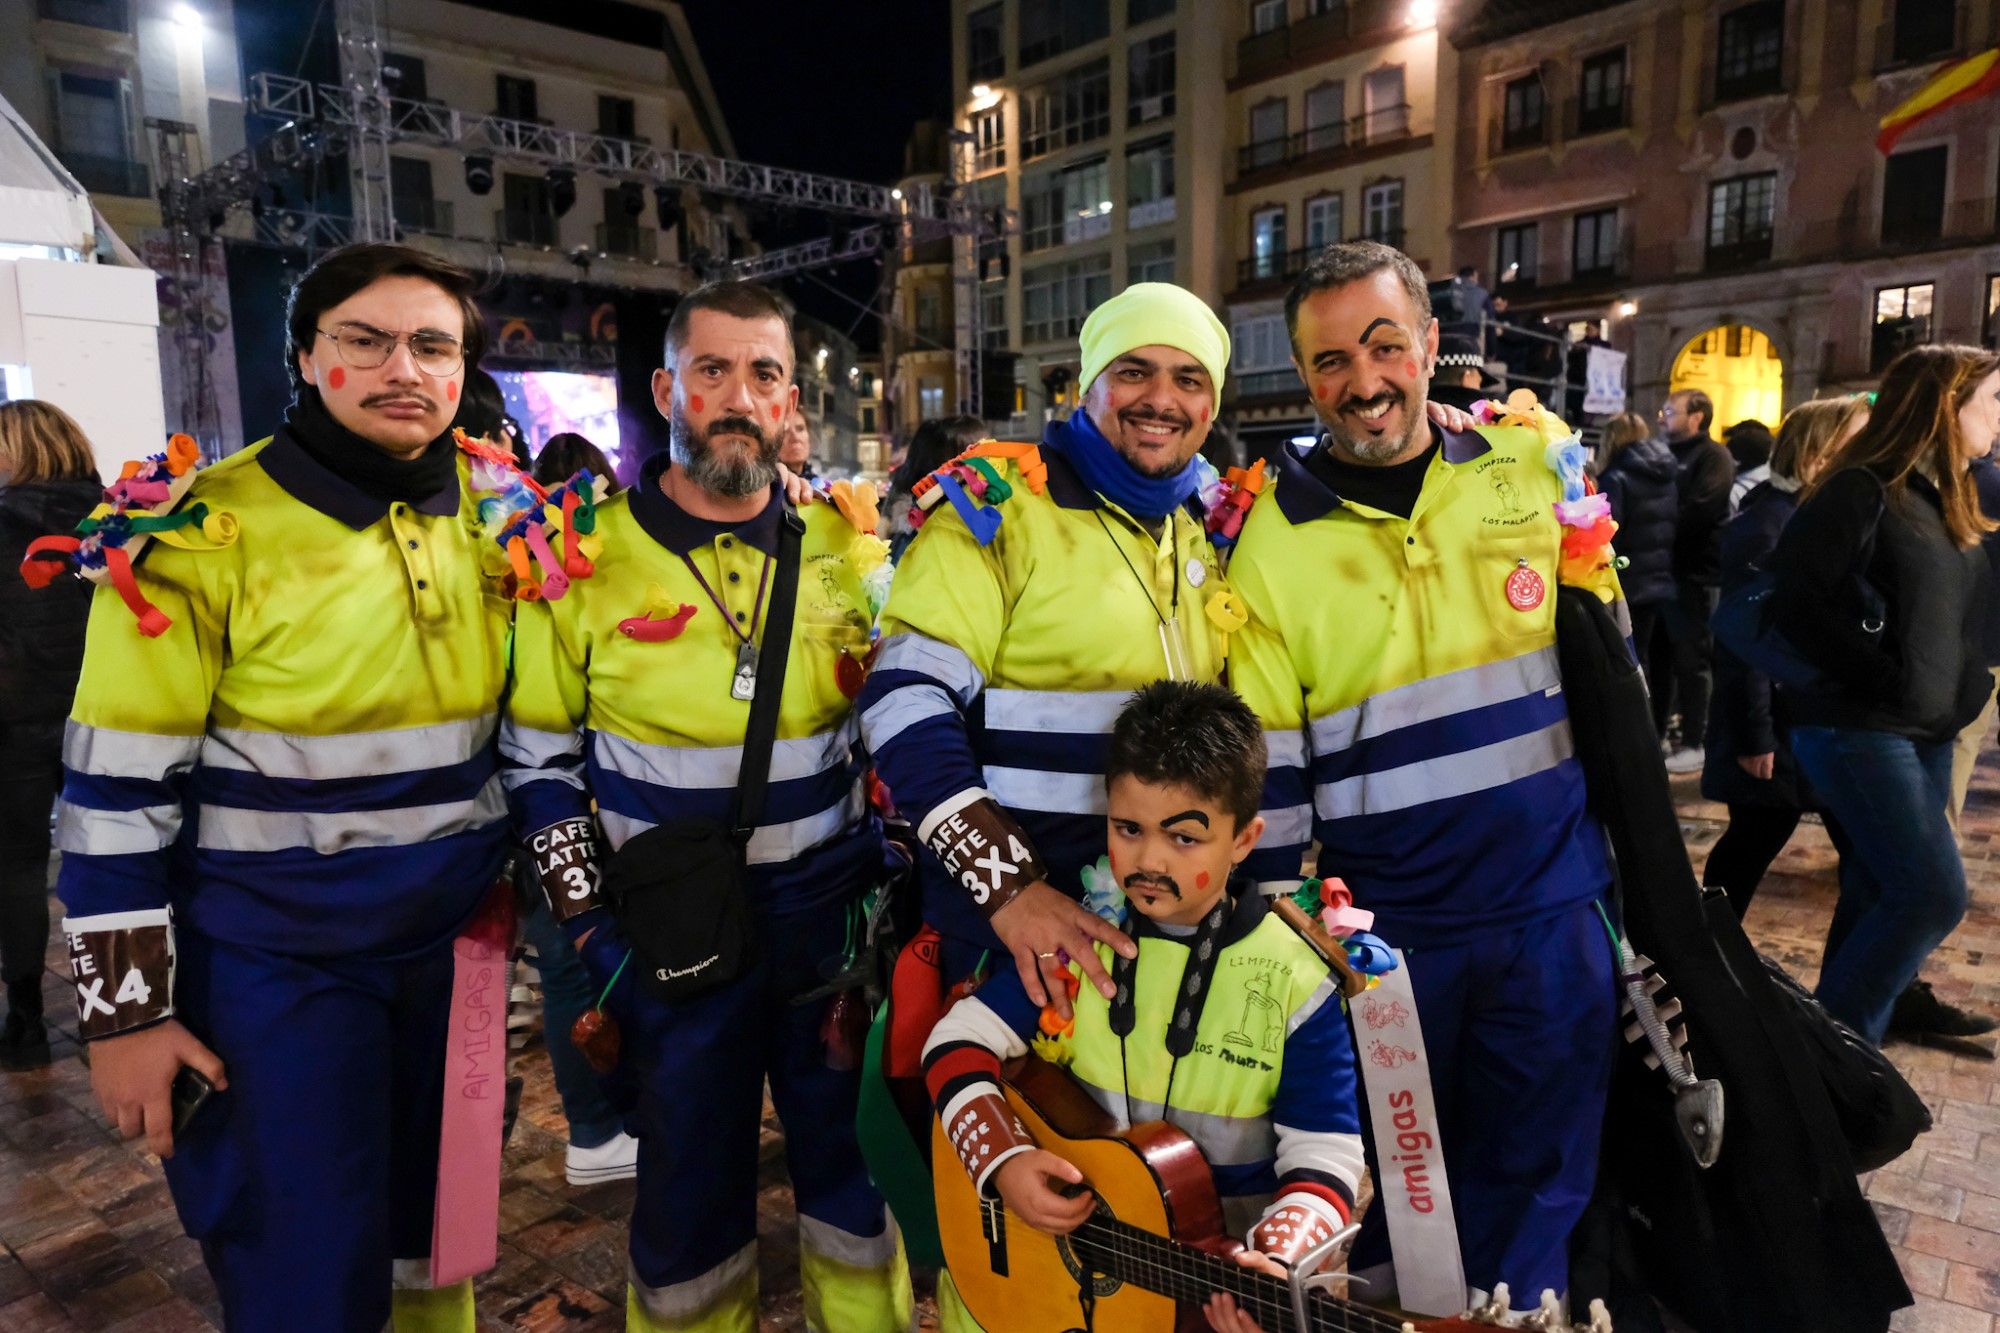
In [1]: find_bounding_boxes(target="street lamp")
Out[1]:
[1617,300,1639,318]
[1407,0,1437,26]
[173,3,201,29]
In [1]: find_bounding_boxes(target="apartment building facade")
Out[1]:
[1449,0,2000,431]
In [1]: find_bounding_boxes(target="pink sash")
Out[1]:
[430,880,517,1287]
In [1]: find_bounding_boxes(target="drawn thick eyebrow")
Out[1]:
[1160,809,1210,829]
[1359,318,1402,344]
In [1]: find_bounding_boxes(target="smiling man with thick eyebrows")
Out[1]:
[1228,240,1627,1313]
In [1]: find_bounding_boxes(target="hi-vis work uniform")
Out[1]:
[55,433,510,1332]
[1229,421,1622,1303]
[857,443,1229,967]
[501,452,909,1332]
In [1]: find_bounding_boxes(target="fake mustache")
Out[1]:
[361,391,438,411]
[1123,872,1182,900]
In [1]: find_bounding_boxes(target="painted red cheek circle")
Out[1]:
[1314,384,1330,401]
[326,367,345,390]
[1195,870,1210,890]
[1405,360,1419,378]
[445,381,458,402]
[689,394,706,413]
[1199,405,1210,424]
[771,405,784,421]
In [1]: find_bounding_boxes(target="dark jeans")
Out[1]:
[1790,727,1966,1044]
[1702,803,1804,918]
[1658,583,1718,746]
[0,720,63,986]
[1630,602,1668,736]
[519,897,623,1149]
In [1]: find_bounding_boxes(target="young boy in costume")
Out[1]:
[922,681,1366,1331]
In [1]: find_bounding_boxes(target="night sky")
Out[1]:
[679,2,953,350]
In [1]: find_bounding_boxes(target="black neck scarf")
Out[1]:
[281,389,461,507]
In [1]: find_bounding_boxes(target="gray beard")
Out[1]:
[1325,400,1424,464]
[671,409,777,498]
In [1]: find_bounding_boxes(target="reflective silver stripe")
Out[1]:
[391,1258,440,1290]
[498,720,583,768]
[596,784,865,863]
[55,801,180,856]
[1264,727,1309,770]
[628,1241,756,1322]
[62,721,202,779]
[983,765,1104,816]
[202,713,498,781]
[60,908,171,934]
[195,775,507,854]
[984,687,1131,735]
[799,1210,902,1268]
[1073,1074,1277,1167]
[873,632,985,702]
[860,684,959,753]
[1261,803,1313,848]
[1286,976,1340,1036]
[1308,646,1560,757]
[1314,718,1574,821]
[592,718,856,790]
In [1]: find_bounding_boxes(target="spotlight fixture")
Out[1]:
[654,184,684,232]
[547,168,577,218]
[464,155,494,196]
[618,181,646,219]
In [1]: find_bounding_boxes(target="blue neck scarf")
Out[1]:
[1045,410,1202,520]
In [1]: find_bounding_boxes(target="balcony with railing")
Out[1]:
[1874,1,1964,71]
[496,208,557,247]
[1236,366,1306,402]
[1488,114,1550,157]
[38,0,129,30]
[393,199,454,237]
[596,222,657,259]
[1564,86,1634,138]
[1234,0,1406,84]
[1234,229,1405,293]
[1235,104,1415,187]
[61,152,150,198]
[1704,52,1787,107]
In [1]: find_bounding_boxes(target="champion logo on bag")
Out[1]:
[658,954,722,982]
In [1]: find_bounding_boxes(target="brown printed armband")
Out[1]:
[1249,1194,1348,1269]
[63,910,175,1042]
[527,817,603,925]
[917,790,1047,922]
[942,1088,1037,1195]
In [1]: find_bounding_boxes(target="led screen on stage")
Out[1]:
[492,369,624,478]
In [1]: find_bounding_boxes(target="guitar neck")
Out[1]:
[1066,1214,1411,1333]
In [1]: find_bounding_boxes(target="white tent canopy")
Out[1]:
[0,91,142,265]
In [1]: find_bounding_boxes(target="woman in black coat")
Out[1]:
[1700,396,1867,915]
[0,402,102,1068]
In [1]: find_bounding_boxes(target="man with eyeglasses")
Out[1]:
[1655,388,1734,772]
[56,243,510,1332]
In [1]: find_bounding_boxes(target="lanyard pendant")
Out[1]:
[731,642,759,702]
[1158,615,1193,682]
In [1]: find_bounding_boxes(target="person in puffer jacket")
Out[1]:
[1594,410,1677,719]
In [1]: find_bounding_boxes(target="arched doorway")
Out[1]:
[1670,324,1784,433]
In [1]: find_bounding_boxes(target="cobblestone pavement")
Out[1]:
[2,763,1997,1331]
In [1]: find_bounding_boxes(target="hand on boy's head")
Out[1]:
[993,1148,1096,1235]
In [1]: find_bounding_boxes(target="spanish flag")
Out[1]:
[1877,48,2000,153]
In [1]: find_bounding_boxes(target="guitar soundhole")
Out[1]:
[1054,1202,1124,1300]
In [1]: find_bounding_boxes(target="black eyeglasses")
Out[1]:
[316,323,464,376]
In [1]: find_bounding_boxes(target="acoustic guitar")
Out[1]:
[934,1057,1607,1333]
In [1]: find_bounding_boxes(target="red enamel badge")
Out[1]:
[1505,562,1546,612]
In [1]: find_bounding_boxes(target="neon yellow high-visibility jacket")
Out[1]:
[857,441,1230,946]
[1230,421,1625,947]
[501,456,888,909]
[55,434,512,958]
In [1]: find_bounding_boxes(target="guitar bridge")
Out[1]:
[980,1196,1009,1277]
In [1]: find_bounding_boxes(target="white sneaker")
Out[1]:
[1664,746,1704,774]
[566,1130,639,1185]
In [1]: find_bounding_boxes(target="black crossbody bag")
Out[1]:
[603,502,804,1001]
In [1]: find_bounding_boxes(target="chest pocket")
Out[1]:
[799,618,870,721]
[1477,531,1557,642]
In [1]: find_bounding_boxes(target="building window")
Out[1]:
[968,3,1005,81]
[1126,136,1175,228]
[1497,222,1539,285]
[1576,47,1627,134]
[1881,145,1948,246]
[495,73,539,121]
[1715,1,1784,102]
[919,378,946,420]
[51,70,131,162]
[982,283,1008,349]
[1250,205,1288,279]
[1246,97,1287,170]
[1873,282,1934,370]
[1131,0,1174,22]
[1232,312,1298,398]
[1128,32,1176,125]
[1305,193,1343,249]
[916,287,946,343]
[38,0,131,31]
[383,52,429,102]
[1707,171,1776,265]
[1020,0,1108,68]
[597,95,637,140]
[1304,82,1345,153]
[1500,73,1547,151]
[1361,66,1409,141]
[1022,157,1111,250]
[1890,0,1956,64]
[971,105,1006,174]
[1251,0,1287,35]
[1986,274,2000,348]
[1362,180,1404,246]
[390,157,445,233]
[1020,57,1111,160]
[1572,209,1619,277]
[1129,238,1176,285]
[501,172,556,246]
[1021,254,1112,343]
[860,403,879,434]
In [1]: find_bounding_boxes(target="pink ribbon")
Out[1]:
[429,879,517,1287]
